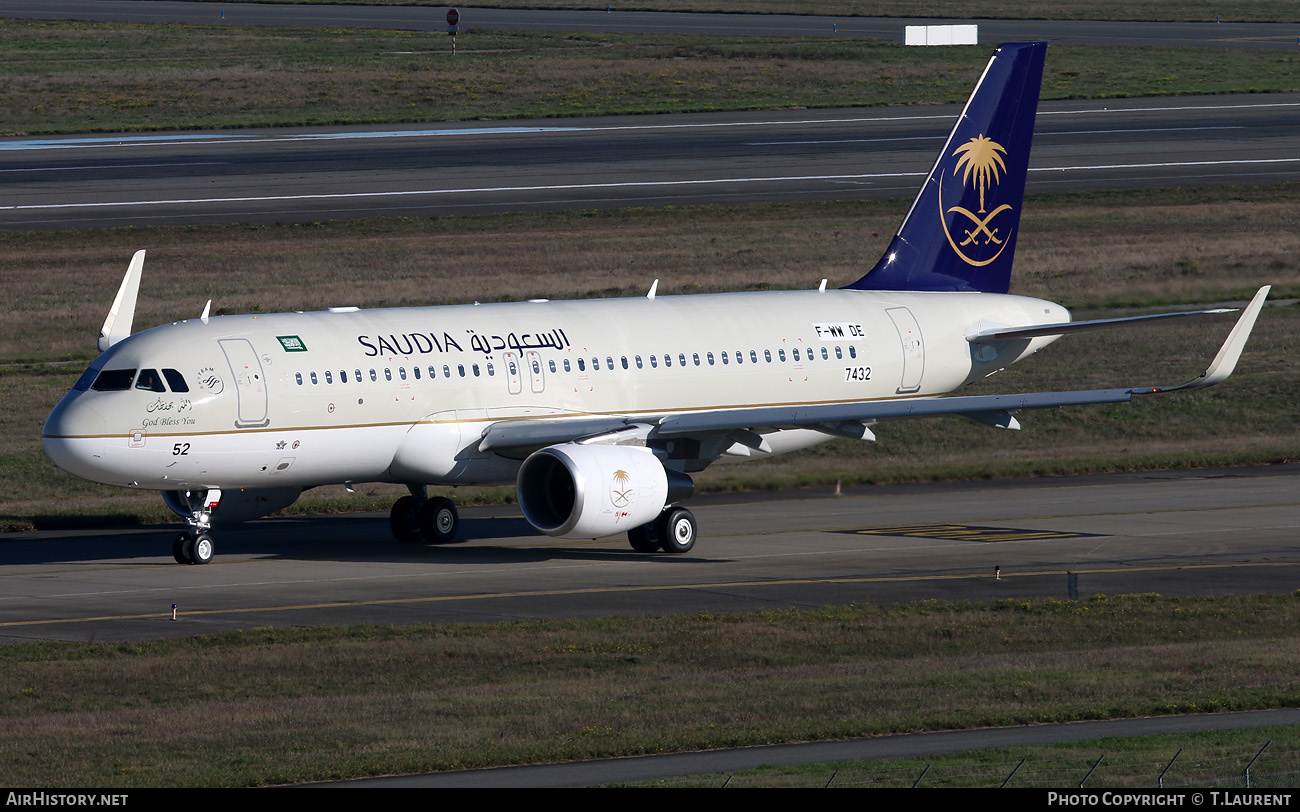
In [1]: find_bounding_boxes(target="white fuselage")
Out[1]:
[42,288,1068,493]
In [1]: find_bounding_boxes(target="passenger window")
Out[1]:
[474,364,481,377]
[341,370,349,383]
[635,356,643,369]
[325,370,333,384]
[162,369,189,392]
[822,347,830,360]
[457,364,465,377]
[487,363,495,376]
[135,369,166,392]
[679,354,686,367]
[295,372,303,386]
[384,369,392,381]
[578,359,586,371]
[428,365,437,378]
[370,369,378,382]
[649,355,657,368]
[606,356,614,370]
[356,369,363,382]
[398,367,406,381]
[412,366,420,380]
[621,356,629,370]
[750,350,757,364]
[736,351,743,364]
[692,353,700,366]
[764,349,771,362]
[443,365,451,378]
[664,354,671,368]
[835,346,843,359]
[592,358,600,371]
[707,352,715,366]
[720,352,728,365]
[563,359,571,372]
[849,346,857,359]
[549,360,557,373]
[310,371,318,385]
[792,348,800,361]
[779,349,787,362]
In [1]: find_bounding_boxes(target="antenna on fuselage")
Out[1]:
[200,300,211,325]
[97,250,145,353]
[647,279,659,300]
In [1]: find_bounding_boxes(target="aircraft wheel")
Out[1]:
[190,533,215,565]
[172,533,192,565]
[627,523,661,553]
[389,495,423,543]
[419,497,459,544]
[656,507,697,554]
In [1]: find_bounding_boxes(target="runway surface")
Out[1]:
[4,464,1299,644]
[7,1,1300,49]
[4,93,1299,230]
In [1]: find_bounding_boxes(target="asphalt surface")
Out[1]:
[6,1,1300,49]
[6,464,1299,644]
[4,93,1299,230]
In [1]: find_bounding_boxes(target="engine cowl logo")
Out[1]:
[610,468,632,508]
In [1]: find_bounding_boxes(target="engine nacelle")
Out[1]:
[163,487,302,524]
[517,443,693,538]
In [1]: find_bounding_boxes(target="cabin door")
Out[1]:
[219,338,270,427]
[886,307,925,394]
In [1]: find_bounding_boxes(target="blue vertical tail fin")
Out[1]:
[845,42,1046,294]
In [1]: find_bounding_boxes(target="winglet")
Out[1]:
[1144,286,1270,394]
[97,250,145,353]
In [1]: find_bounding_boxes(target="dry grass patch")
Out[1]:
[198,0,1300,24]
[3,21,1300,135]
[4,595,1300,785]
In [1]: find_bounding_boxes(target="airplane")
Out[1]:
[42,42,1270,565]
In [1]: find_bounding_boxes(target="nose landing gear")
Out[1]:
[169,488,221,565]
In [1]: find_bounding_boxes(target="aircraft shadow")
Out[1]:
[0,514,712,566]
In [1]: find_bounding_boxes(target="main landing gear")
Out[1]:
[627,506,697,554]
[171,488,221,565]
[389,486,461,545]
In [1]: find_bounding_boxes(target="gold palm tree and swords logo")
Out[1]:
[939,134,1014,267]
[611,468,633,508]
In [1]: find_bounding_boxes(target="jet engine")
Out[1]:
[517,443,693,538]
[163,487,302,525]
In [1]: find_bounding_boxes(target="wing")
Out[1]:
[477,286,1270,457]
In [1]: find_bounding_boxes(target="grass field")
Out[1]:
[4,184,1298,531]
[186,0,1300,24]
[2,20,1299,135]
[4,594,1300,786]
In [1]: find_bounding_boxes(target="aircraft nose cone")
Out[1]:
[42,393,108,481]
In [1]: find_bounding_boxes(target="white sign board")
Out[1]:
[904,25,978,46]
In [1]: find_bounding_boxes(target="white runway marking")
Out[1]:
[3,157,1299,212]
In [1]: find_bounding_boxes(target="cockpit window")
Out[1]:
[162,369,189,392]
[135,369,166,392]
[90,368,137,391]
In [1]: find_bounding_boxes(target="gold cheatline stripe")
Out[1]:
[6,562,1298,629]
[42,391,932,441]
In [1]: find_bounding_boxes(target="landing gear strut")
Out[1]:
[389,486,460,545]
[171,488,221,565]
